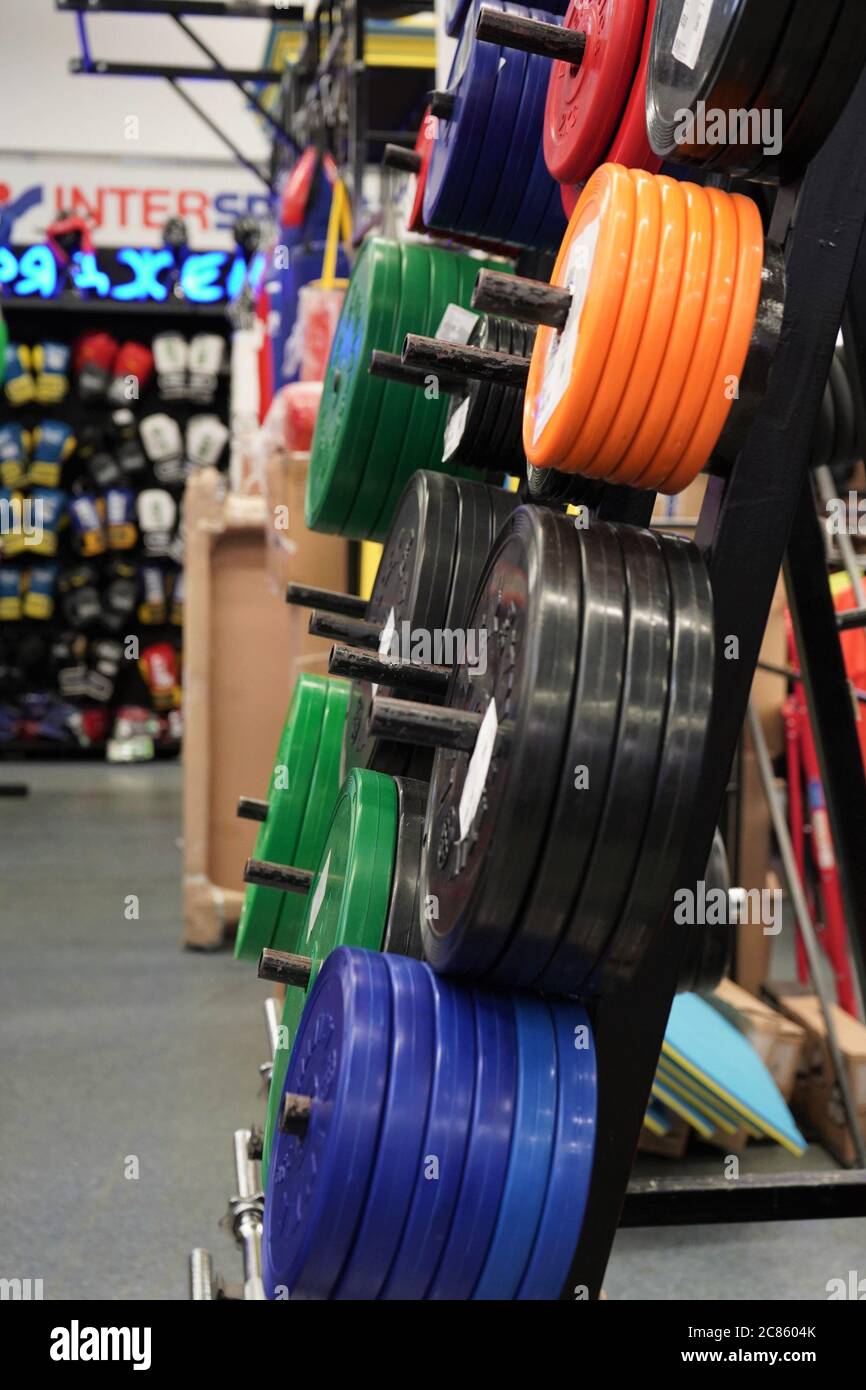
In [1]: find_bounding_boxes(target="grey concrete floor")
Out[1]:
[0,761,263,1301]
[0,762,863,1301]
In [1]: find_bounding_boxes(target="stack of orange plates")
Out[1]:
[524,163,764,494]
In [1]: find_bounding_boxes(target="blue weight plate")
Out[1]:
[379,967,476,1300]
[427,989,517,1299]
[504,20,564,249]
[423,3,502,232]
[526,160,569,255]
[333,953,435,1299]
[472,995,557,1299]
[481,16,548,244]
[517,999,597,1300]
[263,947,391,1300]
[457,24,527,237]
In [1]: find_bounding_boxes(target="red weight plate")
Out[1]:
[544,0,647,187]
[407,109,434,235]
[604,0,662,173]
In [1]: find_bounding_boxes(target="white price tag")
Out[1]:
[372,606,396,699]
[672,0,713,71]
[458,699,498,842]
[533,217,600,445]
[443,395,470,461]
[435,303,480,345]
[306,850,330,941]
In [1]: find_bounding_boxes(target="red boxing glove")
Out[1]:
[109,342,154,406]
[283,381,323,453]
[138,641,180,711]
[74,332,118,402]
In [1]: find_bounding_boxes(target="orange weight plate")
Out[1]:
[660,194,764,495]
[642,186,739,492]
[524,163,635,472]
[564,167,661,475]
[586,174,686,480]
[611,180,713,487]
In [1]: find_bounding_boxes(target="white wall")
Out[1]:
[1,0,272,164]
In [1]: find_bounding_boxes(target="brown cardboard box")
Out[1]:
[711,977,806,1101]
[772,991,866,1165]
[181,466,348,948]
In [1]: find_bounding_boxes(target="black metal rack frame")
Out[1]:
[568,73,866,1298]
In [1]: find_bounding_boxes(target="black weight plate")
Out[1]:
[489,482,522,536]
[462,316,510,472]
[478,318,522,472]
[647,0,794,165]
[345,472,462,774]
[443,371,485,473]
[678,829,734,994]
[490,519,627,986]
[382,776,429,960]
[535,525,673,995]
[525,463,607,511]
[421,505,581,979]
[444,477,494,632]
[708,0,843,177]
[779,0,866,181]
[588,530,715,995]
[499,323,534,477]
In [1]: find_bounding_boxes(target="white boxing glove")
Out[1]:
[188,333,225,403]
[186,413,230,471]
[140,413,184,485]
[137,488,177,557]
[152,332,188,399]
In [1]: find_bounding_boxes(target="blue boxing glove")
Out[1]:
[4,343,36,406]
[106,487,138,551]
[0,424,30,488]
[26,487,67,558]
[69,491,106,558]
[32,342,71,405]
[23,561,60,620]
[29,420,77,487]
[0,567,23,620]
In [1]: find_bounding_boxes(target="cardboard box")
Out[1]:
[638,1112,690,1160]
[181,466,348,948]
[711,977,806,1101]
[771,990,866,1165]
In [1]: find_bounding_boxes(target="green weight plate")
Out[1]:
[372,245,462,540]
[344,242,432,541]
[262,767,398,1182]
[355,239,433,542]
[234,674,328,962]
[270,676,351,956]
[306,238,402,535]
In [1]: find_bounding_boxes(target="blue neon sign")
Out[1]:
[0,244,257,305]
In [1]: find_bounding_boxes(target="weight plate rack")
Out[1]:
[220,7,866,1302]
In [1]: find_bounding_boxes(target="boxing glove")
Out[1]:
[139,640,180,711]
[32,341,71,405]
[170,568,184,626]
[152,332,188,399]
[0,424,30,488]
[28,487,67,557]
[188,333,224,402]
[139,565,167,624]
[59,563,102,629]
[4,344,36,406]
[185,413,229,471]
[102,560,139,635]
[140,412,184,485]
[108,340,155,406]
[0,567,23,620]
[110,409,147,479]
[106,487,137,550]
[86,637,124,703]
[69,491,106,558]
[74,331,118,402]
[55,630,89,698]
[29,420,76,486]
[1,486,27,558]
[22,561,59,620]
[87,446,122,490]
[137,488,177,556]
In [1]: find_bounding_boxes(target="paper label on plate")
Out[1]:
[672,0,713,71]
[533,216,600,446]
[306,850,330,941]
[443,395,470,461]
[371,606,396,698]
[458,698,498,842]
[435,303,479,345]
